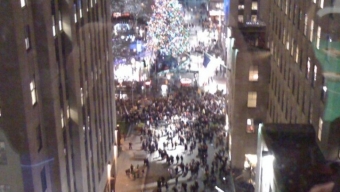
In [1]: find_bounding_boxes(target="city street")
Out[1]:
[114,3,231,192]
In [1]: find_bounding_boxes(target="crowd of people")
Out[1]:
[122,86,230,192]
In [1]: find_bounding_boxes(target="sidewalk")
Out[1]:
[115,125,148,192]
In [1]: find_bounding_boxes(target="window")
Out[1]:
[309,102,313,123]
[320,0,324,8]
[78,0,83,18]
[286,34,290,50]
[61,109,65,128]
[58,11,63,31]
[304,14,308,35]
[0,141,7,165]
[251,15,257,22]
[283,28,286,44]
[251,2,258,10]
[37,125,43,152]
[310,20,314,42]
[52,15,56,37]
[0,185,10,192]
[20,0,26,7]
[313,0,316,3]
[67,105,70,119]
[307,57,311,79]
[80,88,84,106]
[246,119,255,133]
[73,4,77,23]
[316,26,321,49]
[247,92,257,107]
[321,84,327,101]
[238,15,244,23]
[295,46,299,63]
[25,25,31,50]
[291,38,295,55]
[313,65,318,86]
[30,80,37,105]
[41,167,47,192]
[318,118,323,141]
[249,65,259,81]
[238,4,244,10]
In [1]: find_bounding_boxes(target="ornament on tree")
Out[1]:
[146,0,189,57]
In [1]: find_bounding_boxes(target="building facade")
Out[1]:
[227,42,270,170]
[261,0,340,160]
[0,0,116,192]
[224,0,270,171]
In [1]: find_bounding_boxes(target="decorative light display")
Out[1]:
[146,0,190,57]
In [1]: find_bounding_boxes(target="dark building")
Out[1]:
[260,0,340,160]
[0,0,116,192]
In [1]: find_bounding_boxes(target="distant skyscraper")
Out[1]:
[0,0,116,192]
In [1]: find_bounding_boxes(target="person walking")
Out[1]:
[129,142,132,150]
[176,155,179,164]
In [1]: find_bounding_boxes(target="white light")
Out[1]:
[107,163,111,179]
[80,8,83,18]
[161,84,167,93]
[121,35,125,39]
[215,186,224,192]
[21,0,26,7]
[262,154,274,191]
[52,15,56,37]
[247,119,252,125]
[74,13,77,23]
[323,86,327,92]
[58,11,63,31]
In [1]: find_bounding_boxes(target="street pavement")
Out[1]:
[115,124,149,192]
[115,116,234,192]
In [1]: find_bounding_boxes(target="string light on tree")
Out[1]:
[146,0,190,57]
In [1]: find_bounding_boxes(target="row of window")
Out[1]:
[244,64,260,133]
[238,14,258,23]
[238,1,258,11]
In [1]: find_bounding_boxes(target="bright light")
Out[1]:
[21,0,26,7]
[107,163,111,179]
[161,84,168,93]
[323,86,327,92]
[58,11,63,31]
[247,119,252,125]
[145,81,151,86]
[121,35,125,40]
[215,186,224,192]
[180,78,192,85]
[262,155,274,192]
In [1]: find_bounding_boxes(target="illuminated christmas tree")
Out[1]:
[146,0,190,58]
